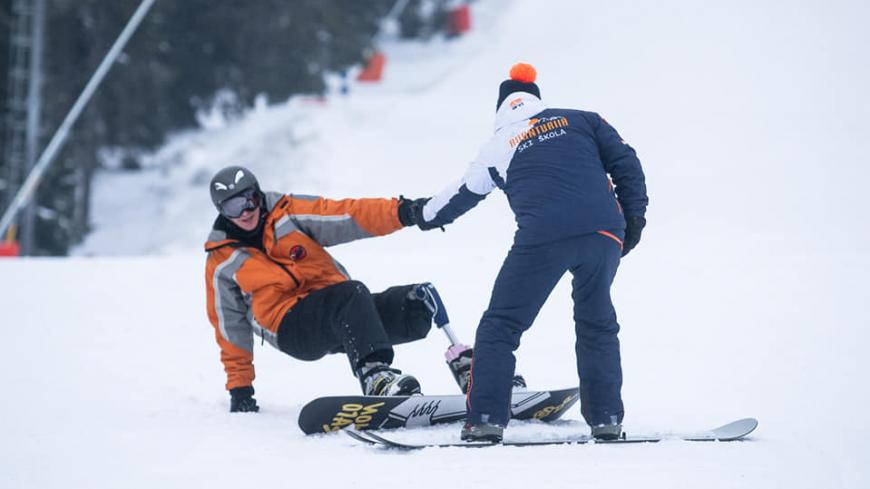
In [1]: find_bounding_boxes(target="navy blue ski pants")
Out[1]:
[467,232,624,427]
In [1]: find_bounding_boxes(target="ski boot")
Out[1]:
[358,362,422,396]
[460,422,504,443]
[591,422,623,441]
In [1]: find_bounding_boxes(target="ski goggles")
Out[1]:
[219,188,260,219]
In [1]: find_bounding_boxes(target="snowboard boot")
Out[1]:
[591,422,623,441]
[460,422,504,443]
[445,344,474,392]
[358,362,422,396]
[445,344,530,394]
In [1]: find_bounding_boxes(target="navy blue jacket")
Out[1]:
[421,92,647,245]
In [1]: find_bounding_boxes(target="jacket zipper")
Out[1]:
[274,257,301,288]
[257,249,301,288]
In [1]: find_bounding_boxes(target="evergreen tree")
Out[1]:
[3,0,401,254]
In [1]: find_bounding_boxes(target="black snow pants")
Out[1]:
[276,280,433,374]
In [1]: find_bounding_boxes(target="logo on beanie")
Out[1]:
[289,245,307,261]
[509,98,525,110]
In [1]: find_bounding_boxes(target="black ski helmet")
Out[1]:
[209,165,260,211]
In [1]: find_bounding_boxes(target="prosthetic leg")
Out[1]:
[413,283,525,394]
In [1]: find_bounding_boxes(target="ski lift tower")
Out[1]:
[2,0,45,255]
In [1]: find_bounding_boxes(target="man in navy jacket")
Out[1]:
[409,63,648,442]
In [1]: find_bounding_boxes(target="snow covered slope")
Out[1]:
[3,1,869,488]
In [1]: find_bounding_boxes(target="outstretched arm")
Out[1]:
[416,159,498,230]
[283,195,404,246]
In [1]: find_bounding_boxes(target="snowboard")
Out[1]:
[298,387,579,435]
[345,417,759,449]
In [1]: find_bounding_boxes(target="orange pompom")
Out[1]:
[509,63,537,83]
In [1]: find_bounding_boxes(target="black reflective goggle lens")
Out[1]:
[220,189,259,218]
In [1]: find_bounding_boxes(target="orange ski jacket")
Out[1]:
[204,192,404,390]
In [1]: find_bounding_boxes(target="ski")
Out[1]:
[298,387,579,435]
[344,417,759,449]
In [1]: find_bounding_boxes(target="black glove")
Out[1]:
[622,215,646,257]
[229,386,259,413]
[398,196,436,230]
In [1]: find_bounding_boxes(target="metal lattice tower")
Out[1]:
[0,0,155,249]
[2,0,32,207]
[2,0,44,250]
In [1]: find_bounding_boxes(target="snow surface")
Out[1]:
[3,0,870,487]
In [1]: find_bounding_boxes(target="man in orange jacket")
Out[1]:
[205,165,432,412]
